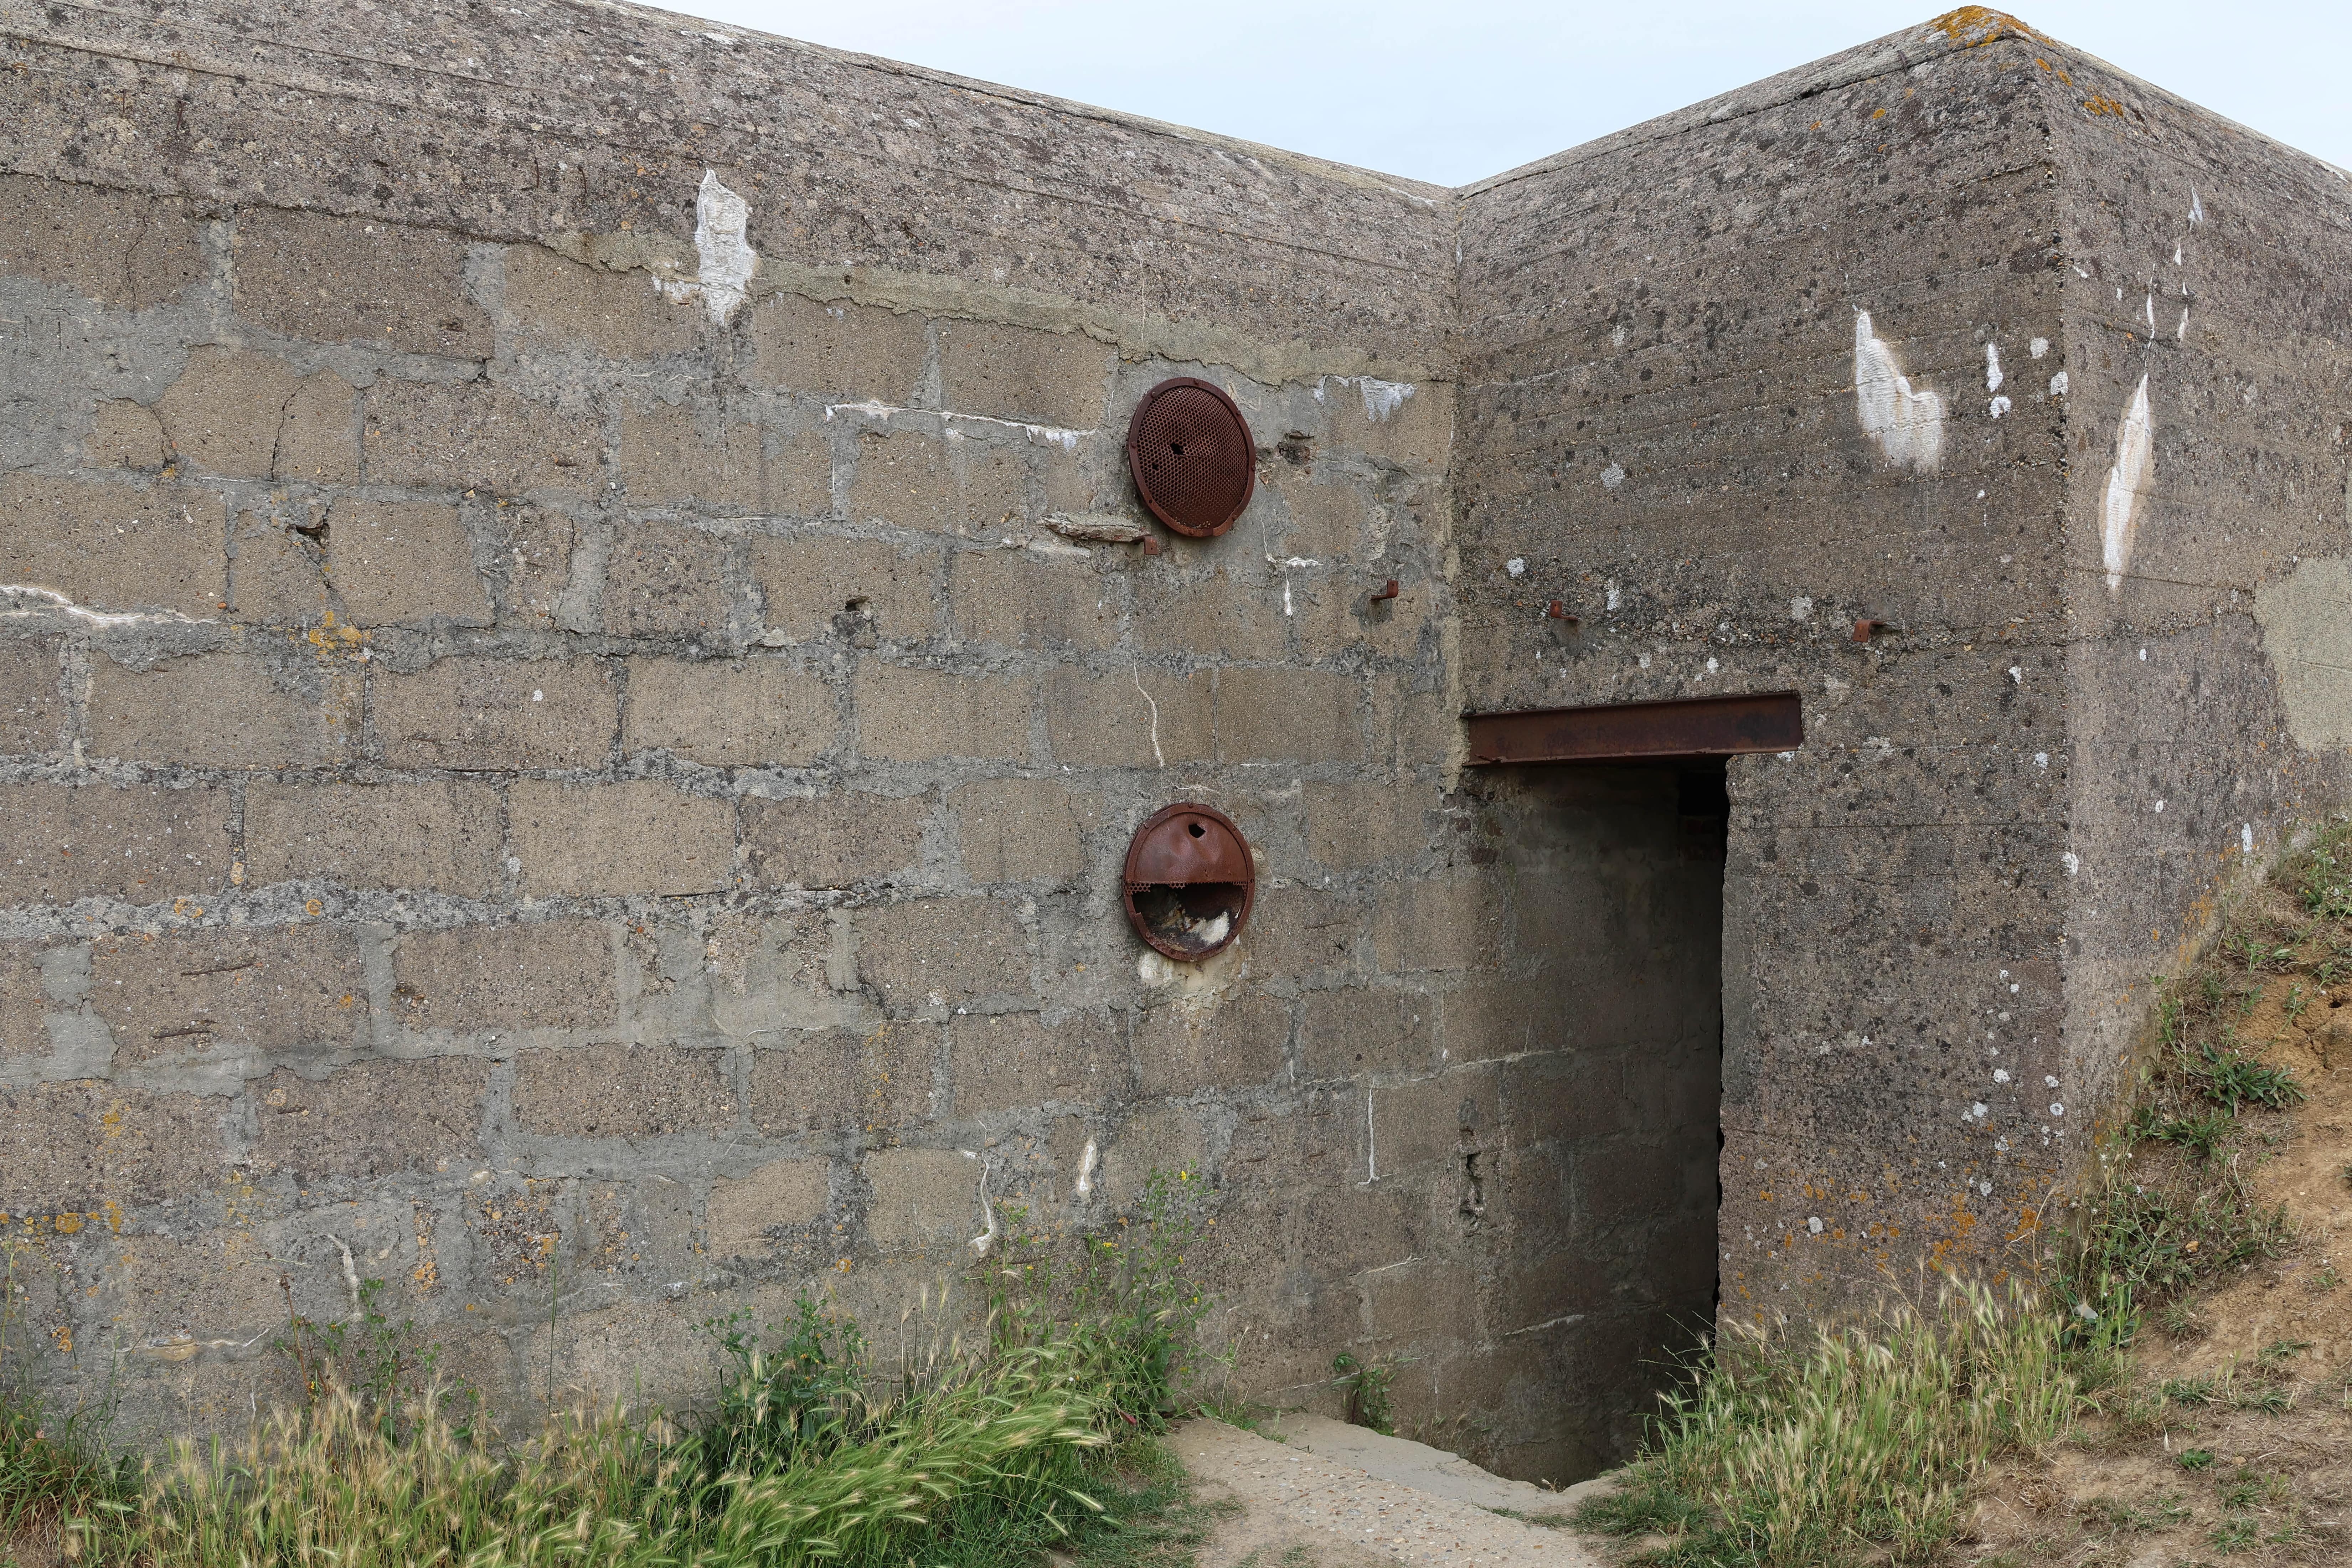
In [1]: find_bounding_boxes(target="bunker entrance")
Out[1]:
[1459,693,1794,1480]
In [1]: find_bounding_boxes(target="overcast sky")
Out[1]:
[664,0,2347,189]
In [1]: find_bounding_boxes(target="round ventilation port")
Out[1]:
[1122,802,1256,961]
[1125,378,1256,538]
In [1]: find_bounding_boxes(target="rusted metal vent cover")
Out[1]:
[1125,378,1256,538]
[1122,802,1255,961]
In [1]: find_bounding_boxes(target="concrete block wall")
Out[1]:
[0,0,1705,1486]
[0,165,1488,1450]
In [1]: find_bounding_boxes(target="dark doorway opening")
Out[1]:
[1464,758,1727,1480]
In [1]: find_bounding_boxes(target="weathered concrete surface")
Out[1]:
[2042,30,2352,1149]
[1451,7,2351,1331]
[1456,13,2083,1326]
[2,0,2347,1493]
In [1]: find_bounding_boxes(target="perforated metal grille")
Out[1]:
[1126,379,1254,537]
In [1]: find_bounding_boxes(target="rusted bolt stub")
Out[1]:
[1122,802,1256,961]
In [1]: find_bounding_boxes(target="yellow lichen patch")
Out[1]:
[2083,94,2127,118]
[303,610,367,657]
[1929,6,2043,47]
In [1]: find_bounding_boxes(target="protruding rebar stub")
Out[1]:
[1121,802,1255,961]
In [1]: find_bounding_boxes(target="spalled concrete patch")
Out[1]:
[2255,556,2352,750]
[1170,1417,1609,1566]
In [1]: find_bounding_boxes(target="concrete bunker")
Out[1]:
[2,0,2347,1494]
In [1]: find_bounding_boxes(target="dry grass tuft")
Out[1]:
[1575,1279,2083,1566]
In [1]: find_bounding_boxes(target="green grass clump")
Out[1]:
[2292,820,2352,919]
[1330,1352,1397,1437]
[2065,851,2320,1345]
[2143,1109,2234,1161]
[49,1323,1113,1568]
[2,1238,139,1555]
[0,1379,135,1551]
[1573,1280,2082,1566]
[2191,1046,2305,1114]
[4,1171,1221,1568]
[2082,1491,2188,1531]
[2064,1160,2291,1345]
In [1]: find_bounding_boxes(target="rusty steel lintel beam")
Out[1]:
[1464,691,1804,766]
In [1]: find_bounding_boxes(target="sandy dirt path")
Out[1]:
[1169,1414,1615,1567]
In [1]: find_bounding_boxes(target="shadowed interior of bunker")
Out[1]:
[1454,759,1727,1470]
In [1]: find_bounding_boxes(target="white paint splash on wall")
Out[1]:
[825,399,1087,450]
[1131,660,1164,769]
[1853,311,1944,473]
[2049,371,2068,397]
[2,582,211,628]
[1600,463,1625,489]
[325,1233,363,1315]
[1984,343,2003,392]
[2189,187,2205,225]
[1313,376,1416,422]
[967,1161,998,1258]
[2029,337,2049,359]
[2101,375,2154,593]
[658,170,756,323]
[1074,1138,1098,1201]
[1356,378,1414,422]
